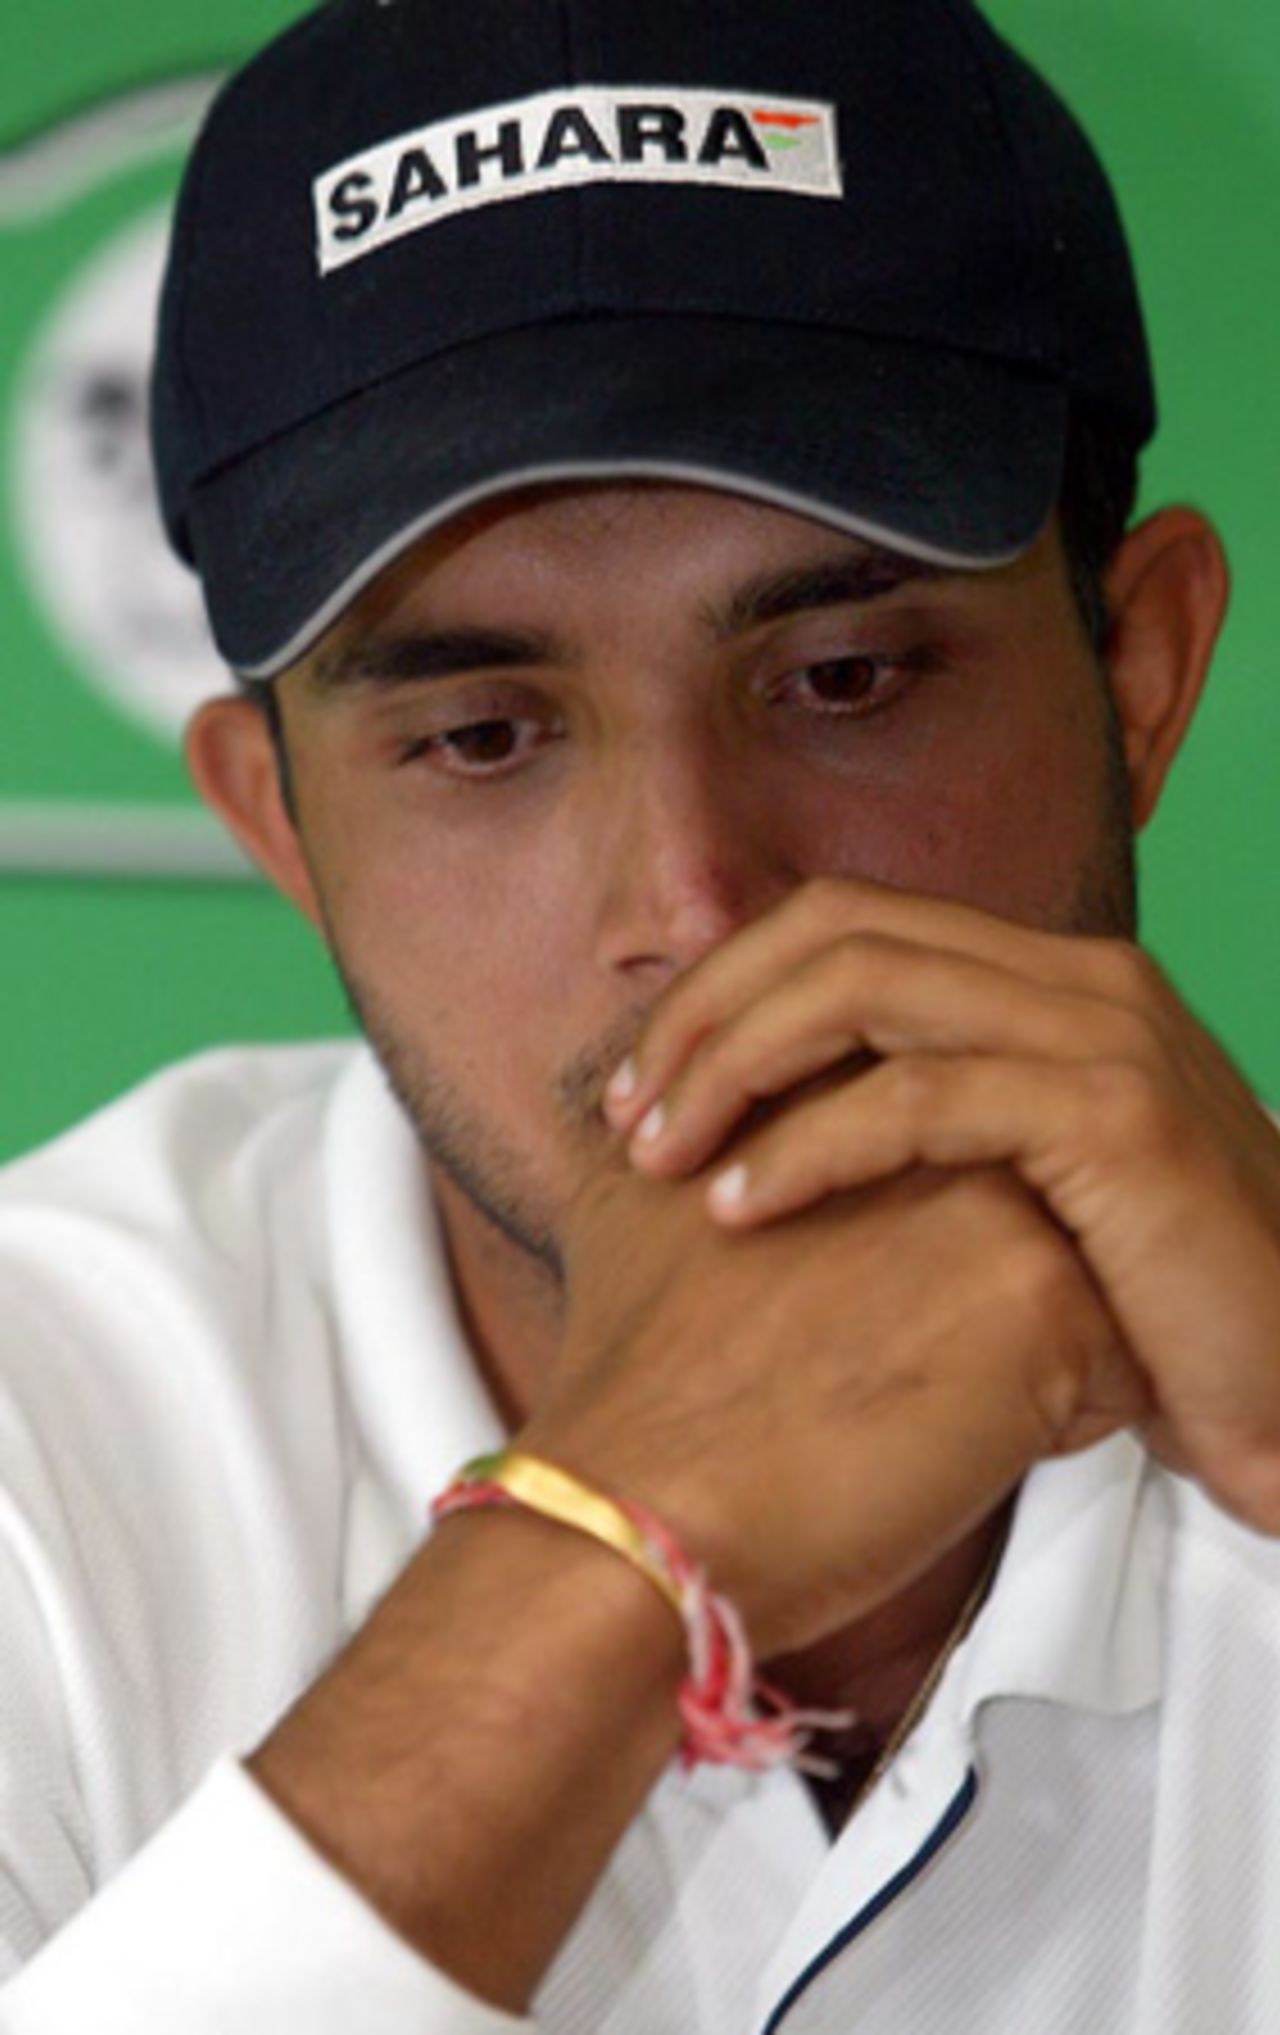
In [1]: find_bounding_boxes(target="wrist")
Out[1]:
[436,1449,853,1773]
[252,1504,685,2007]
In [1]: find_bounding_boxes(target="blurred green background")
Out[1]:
[0,0,1276,1161]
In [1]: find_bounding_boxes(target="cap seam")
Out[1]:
[558,0,585,302]
[933,0,1057,372]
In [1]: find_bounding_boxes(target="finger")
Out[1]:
[629,933,1149,1179]
[702,1050,1199,1246]
[605,874,1161,1131]
[702,1053,1054,1223]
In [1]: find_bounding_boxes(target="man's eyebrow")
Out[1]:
[306,625,560,695]
[304,545,956,692]
[711,546,955,639]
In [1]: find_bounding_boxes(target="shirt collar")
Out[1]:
[956,1432,1168,1724]
[323,1047,507,1532]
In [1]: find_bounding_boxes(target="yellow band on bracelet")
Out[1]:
[460,1449,685,1616]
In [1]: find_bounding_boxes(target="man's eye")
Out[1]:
[399,718,548,775]
[776,654,906,712]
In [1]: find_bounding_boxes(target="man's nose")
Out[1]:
[589,734,801,982]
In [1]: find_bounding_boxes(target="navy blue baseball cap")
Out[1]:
[151,0,1156,680]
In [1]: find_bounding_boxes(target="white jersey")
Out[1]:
[0,1044,1277,2032]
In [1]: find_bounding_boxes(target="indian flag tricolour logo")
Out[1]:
[751,109,824,152]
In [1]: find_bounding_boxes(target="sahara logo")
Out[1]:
[315,86,841,273]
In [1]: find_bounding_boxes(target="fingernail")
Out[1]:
[605,1058,639,1110]
[633,1101,667,1147]
[709,1163,750,1215]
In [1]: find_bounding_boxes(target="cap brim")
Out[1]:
[186,315,1068,679]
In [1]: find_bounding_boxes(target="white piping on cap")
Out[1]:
[232,457,1042,681]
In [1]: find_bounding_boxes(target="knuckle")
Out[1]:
[1083,1058,1180,1157]
[1086,936,1168,1009]
[1004,1252,1113,1435]
[794,874,857,930]
[835,928,902,997]
[1095,1004,1162,1069]
[1001,1227,1079,1313]
[880,1054,940,1125]
[1074,1001,1172,1082]
[687,1021,747,1098]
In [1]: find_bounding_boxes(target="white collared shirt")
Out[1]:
[0,1044,1277,2031]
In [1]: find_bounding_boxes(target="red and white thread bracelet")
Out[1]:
[431,1449,852,1774]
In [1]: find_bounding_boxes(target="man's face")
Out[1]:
[272,482,1135,1277]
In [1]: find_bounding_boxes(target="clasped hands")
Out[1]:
[607,878,1280,1524]
[530,879,1280,1655]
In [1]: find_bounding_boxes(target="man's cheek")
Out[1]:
[815,789,1022,911]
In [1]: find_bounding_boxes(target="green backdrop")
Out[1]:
[1,0,1276,1162]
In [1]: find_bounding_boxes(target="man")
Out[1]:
[2,0,1279,2028]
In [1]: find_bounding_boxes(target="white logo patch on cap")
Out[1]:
[314,85,842,274]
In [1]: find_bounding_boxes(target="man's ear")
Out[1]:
[185,692,325,930]
[1102,506,1230,830]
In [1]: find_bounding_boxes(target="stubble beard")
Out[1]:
[337,964,642,1287]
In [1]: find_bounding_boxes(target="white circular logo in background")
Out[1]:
[11,207,232,746]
